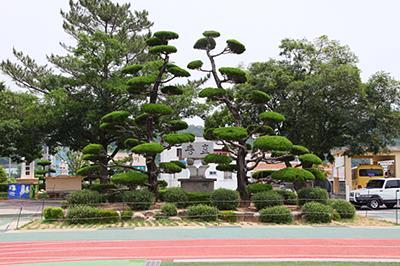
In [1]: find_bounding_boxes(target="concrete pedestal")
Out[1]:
[178,178,217,193]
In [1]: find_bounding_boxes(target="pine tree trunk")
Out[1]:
[236,147,250,206]
[99,156,109,184]
[146,156,158,195]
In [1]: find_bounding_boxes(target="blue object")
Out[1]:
[133,165,146,171]
[8,184,31,199]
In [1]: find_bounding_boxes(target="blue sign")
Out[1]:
[8,184,31,200]
[133,165,146,171]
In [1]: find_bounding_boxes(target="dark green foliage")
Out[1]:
[291,145,310,155]
[199,87,226,98]
[157,180,168,189]
[89,183,117,193]
[35,170,48,175]
[216,164,237,172]
[163,187,188,208]
[187,204,218,221]
[271,167,315,182]
[252,170,274,179]
[275,189,298,205]
[121,209,133,221]
[204,154,232,164]
[219,67,247,83]
[218,210,237,222]
[328,199,356,219]
[0,167,7,183]
[167,66,190,77]
[66,190,103,206]
[259,111,285,123]
[134,113,149,125]
[170,160,186,169]
[122,190,153,210]
[148,45,177,54]
[297,187,329,206]
[124,138,141,149]
[194,37,216,50]
[301,202,332,223]
[259,206,293,224]
[43,207,64,222]
[101,111,129,124]
[299,154,323,166]
[111,171,148,187]
[0,192,8,199]
[146,37,167,47]
[187,60,203,70]
[249,90,271,104]
[121,64,143,75]
[203,30,220,38]
[76,165,101,176]
[213,126,248,141]
[131,142,164,155]
[66,206,119,224]
[169,120,188,131]
[161,86,183,95]
[164,133,195,145]
[36,159,51,166]
[127,76,156,89]
[211,188,240,210]
[252,191,284,211]
[226,39,246,54]
[154,31,179,41]
[253,136,293,151]
[142,103,173,116]
[82,144,105,155]
[159,162,182,174]
[187,192,211,206]
[305,168,327,181]
[247,183,272,194]
[161,203,178,216]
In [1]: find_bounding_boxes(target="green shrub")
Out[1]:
[0,184,8,192]
[252,191,284,211]
[158,189,167,201]
[0,192,8,199]
[211,189,240,210]
[161,203,178,217]
[187,192,211,206]
[259,206,293,224]
[301,202,332,223]
[218,210,237,223]
[157,180,168,189]
[122,190,153,210]
[121,209,133,221]
[275,189,298,205]
[37,191,48,200]
[247,183,272,194]
[328,199,356,219]
[163,187,188,208]
[187,204,218,222]
[66,206,119,224]
[66,190,103,206]
[89,183,117,193]
[297,187,329,206]
[43,207,64,222]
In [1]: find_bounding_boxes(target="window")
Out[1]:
[366,180,385,189]
[385,180,400,189]
[209,171,217,175]
[25,171,30,176]
[359,169,383,177]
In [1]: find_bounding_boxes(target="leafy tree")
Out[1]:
[0,0,153,182]
[82,30,195,194]
[190,31,318,201]
[0,166,7,183]
[248,36,400,157]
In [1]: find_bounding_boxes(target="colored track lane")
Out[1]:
[1,238,400,265]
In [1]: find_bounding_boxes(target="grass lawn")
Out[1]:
[162,262,400,266]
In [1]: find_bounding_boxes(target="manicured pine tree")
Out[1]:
[189,31,325,202]
[35,159,56,190]
[80,31,194,194]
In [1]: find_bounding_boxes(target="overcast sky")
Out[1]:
[1,0,399,90]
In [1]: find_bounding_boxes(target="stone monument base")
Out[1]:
[178,178,217,193]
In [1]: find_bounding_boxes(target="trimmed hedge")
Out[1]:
[301,202,332,223]
[163,187,188,208]
[66,206,119,224]
[211,188,240,210]
[259,206,293,224]
[247,183,272,194]
[252,191,284,211]
[161,203,178,217]
[275,189,298,205]
[66,190,103,206]
[328,199,356,219]
[218,210,237,223]
[121,209,133,221]
[187,192,211,206]
[0,192,7,199]
[122,190,153,211]
[297,187,329,206]
[43,207,64,222]
[187,204,218,222]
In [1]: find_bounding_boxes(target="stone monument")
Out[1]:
[178,141,216,192]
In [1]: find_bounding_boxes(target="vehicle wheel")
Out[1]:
[385,203,396,209]
[368,198,381,210]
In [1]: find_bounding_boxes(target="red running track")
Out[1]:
[1,238,400,265]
